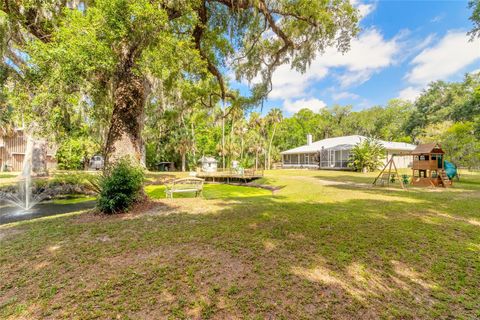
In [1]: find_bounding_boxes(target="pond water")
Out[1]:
[0,199,96,225]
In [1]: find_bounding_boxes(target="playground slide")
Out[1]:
[444,160,457,180]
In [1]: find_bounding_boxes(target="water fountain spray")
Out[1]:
[0,131,48,211]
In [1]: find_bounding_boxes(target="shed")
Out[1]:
[199,156,218,172]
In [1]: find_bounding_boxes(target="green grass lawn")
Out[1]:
[145,184,271,200]
[0,173,16,179]
[51,195,97,205]
[1,170,480,319]
[0,173,18,187]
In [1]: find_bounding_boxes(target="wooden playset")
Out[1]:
[373,142,454,189]
[410,143,451,187]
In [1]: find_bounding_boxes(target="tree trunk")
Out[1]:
[191,122,196,163]
[104,63,147,166]
[181,152,186,172]
[240,136,244,161]
[264,149,267,170]
[221,101,226,170]
[267,124,277,170]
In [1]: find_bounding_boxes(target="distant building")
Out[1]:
[281,134,416,170]
[199,156,218,172]
[0,129,57,172]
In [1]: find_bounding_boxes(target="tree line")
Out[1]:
[143,72,480,171]
[1,1,479,171]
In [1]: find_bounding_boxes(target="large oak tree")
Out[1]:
[1,0,359,165]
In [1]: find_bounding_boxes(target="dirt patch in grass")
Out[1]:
[73,196,235,227]
[145,198,236,217]
[73,199,169,224]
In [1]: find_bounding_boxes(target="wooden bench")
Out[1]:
[165,177,204,199]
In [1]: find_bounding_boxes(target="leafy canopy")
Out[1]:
[1,0,359,135]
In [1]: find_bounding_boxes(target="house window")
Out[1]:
[305,154,309,164]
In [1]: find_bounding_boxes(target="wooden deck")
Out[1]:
[196,169,264,183]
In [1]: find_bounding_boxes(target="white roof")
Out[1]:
[280,135,416,155]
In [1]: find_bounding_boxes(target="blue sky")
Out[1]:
[234,0,480,115]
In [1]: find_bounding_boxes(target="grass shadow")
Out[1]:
[1,173,480,319]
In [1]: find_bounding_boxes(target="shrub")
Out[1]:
[56,136,98,170]
[97,159,145,214]
[348,138,386,172]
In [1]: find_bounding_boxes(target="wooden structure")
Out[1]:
[373,155,405,189]
[165,177,204,198]
[0,129,56,172]
[196,168,263,183]
[411,143,450,187]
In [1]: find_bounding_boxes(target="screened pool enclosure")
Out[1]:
[280,135,416,170]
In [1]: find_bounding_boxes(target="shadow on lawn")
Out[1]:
[313,171,480,190]
[324,181,480,219]
[1,182,480,319]
[87,198,480,316]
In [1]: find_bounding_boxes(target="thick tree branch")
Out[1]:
[2,0,54,43]
[193,0,235,101]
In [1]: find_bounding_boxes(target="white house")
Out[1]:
[280,135,416,170]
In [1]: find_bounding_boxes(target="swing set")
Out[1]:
[372,154,406,189]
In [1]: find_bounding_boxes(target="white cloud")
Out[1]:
[469,68,480,75]
[320,28,399,72]
[337,70,373,87]
[430,14,444,23]
[332,91,360,101]
[398,86,422,101]
[268,28,400,102]
[406,31,480,86]
[351,0,376,19]
[283,98,326,113]
[409,34,436,55]
[269,64,328,99]
[320,28,400,87]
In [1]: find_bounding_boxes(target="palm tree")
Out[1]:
[225,104,244,167]
[174,130,195,172]
[234,118,248,161]
[266,108,283,170]
[247,113,266,170]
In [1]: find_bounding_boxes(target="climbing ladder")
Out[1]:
[439,169,451,187]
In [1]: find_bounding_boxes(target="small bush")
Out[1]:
[97,159,145,214]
